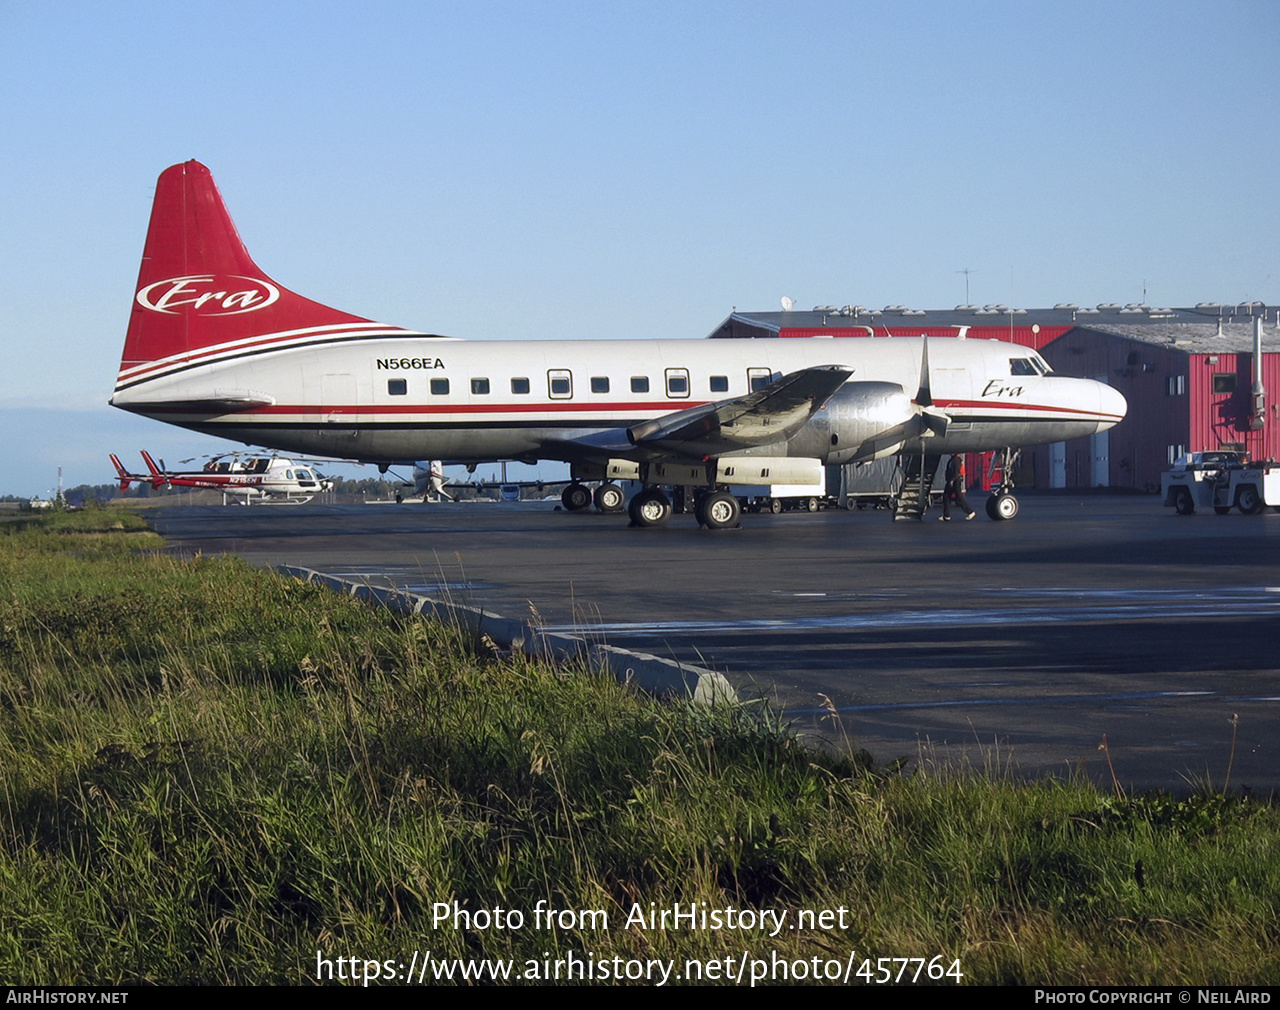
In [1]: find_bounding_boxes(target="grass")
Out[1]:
[0,507,1277,984]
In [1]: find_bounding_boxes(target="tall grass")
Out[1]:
[0,509,1276,984]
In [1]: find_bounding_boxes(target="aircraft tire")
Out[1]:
[986,492,1019,521]
[1173,488,1195,515]
[1235,485,1265,515]
[629,488,672,527]
[700,490,741,530]
[806,497,819,512]
[562,483,592,511]
[594,482,625,513]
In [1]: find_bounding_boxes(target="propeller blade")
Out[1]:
[913,336,933,408]
[905,336,950,437]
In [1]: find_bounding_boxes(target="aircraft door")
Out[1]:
[321,373,356,424]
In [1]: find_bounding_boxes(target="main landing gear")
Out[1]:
[694,489,741,530]
[628,487,672,527]
[561,482,592,511]
[561,481,626,513]
[625,486,742,529]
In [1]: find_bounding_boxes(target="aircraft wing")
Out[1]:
[557,364,853,461]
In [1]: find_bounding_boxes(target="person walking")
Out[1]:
[941,454,976,521]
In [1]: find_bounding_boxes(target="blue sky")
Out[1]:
[2,0,1277,495]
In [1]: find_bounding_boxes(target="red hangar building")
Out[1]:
[710,302,1280,493]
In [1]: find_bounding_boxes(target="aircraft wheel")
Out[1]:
[1173,487,1195,515]
[629,488,672,527]
[986,492,1019,521]
[594,482,625,513]
[1235,485,1265,515]
[806,497,819,512]
[700,490,741,530]
[562,482,592,511]
[768,497,783,514]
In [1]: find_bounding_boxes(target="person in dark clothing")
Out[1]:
[941,453,976,521]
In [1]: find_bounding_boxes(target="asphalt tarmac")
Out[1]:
[150,493,1280,792]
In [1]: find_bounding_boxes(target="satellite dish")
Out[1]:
[781,296,795,312]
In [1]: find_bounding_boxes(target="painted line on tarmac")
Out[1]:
[788,689,1219,715]
[542,597,1280,636]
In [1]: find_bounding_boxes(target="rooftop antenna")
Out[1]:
[780,296,795,312]
[956,267,976,305]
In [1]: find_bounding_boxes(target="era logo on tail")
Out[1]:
[136,274,281,316]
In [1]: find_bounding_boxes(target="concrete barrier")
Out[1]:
[276,565,735,706]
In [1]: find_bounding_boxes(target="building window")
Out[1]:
[511,377,530,394]
[471,378,490,395]
[1166,375,1185,396]
[590,376,610,393]
[1213,374,1237,394]
[387,379,407,396]
[710,375,729,393]
[430,378,449,395]
[631,376,649,393]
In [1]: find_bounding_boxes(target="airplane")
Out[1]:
[110,161,1127,528]
[110,450,331,503]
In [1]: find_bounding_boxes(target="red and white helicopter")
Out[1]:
[110,450,331,504]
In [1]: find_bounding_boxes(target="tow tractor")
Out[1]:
[1160,451,1280,515]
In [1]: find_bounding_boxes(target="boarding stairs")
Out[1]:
[893,453,937,521]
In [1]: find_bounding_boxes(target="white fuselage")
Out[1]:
[112,333,1123,468]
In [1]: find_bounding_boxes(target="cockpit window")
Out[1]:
[1010,358,1038,376]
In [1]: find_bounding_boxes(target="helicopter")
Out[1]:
[110,450,332,504]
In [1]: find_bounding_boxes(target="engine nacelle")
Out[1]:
[784,381,917,463]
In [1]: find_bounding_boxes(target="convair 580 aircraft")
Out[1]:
[111,161,1126,528]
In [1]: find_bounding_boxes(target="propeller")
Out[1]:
[908,336,950,439]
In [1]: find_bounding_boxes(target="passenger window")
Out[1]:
[387,379,407,396]
[471,378,490,395]
[631,376,649,393]
[748,368,773,392]
[590,376,610,393]
[665,368,689,398]
[710,375,728,393]
[511,377,530,394]
[430,378,449,395]
[548,370,572,398]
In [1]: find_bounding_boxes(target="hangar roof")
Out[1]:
[708,304,1280,354]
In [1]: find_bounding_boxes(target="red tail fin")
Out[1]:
[118,161,386,382]
[140,450,163,478]
[109,453,134,492]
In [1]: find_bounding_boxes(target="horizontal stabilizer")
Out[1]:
[112,391,277,415]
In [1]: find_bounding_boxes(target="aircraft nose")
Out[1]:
[1099,382,1127,427]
